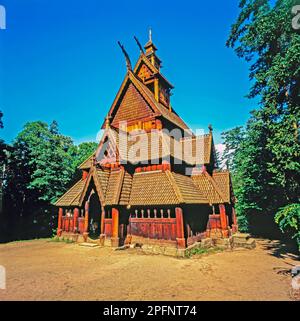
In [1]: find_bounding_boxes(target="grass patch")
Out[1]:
[186,246,224,258]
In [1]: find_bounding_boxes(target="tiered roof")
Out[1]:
[55,167,232,207]
[55,35,233,209]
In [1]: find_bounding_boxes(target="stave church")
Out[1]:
[55,32,238,251]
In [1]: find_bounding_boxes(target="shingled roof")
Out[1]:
[96,127,213,166]
[212,170,231,203]
[102,71,191,133]
[192,170,231,204]
[55,179,87,207]
[129,170,208,206]
[180,134,213,165]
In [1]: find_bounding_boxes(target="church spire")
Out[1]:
[144,29,161,70]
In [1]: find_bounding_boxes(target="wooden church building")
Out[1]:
[55,33,238,250]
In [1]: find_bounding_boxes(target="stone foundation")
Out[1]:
[59,231,256,257]
[232,233,256,249]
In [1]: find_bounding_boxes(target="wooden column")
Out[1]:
[99,207,106,246]
[83,201,89,242]
[219,204,229,237]
[154,78,159,102]
[100,207,105,235]
[111,208,120,247]
[57,207,63,236]
[232,207,238,233]
[73,208,79,233]
[175,207,185,249]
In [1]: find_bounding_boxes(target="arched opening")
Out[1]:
[88,192,102,239]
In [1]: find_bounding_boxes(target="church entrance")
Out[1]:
[88,192,102,239]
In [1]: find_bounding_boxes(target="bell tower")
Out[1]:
[144,28,162,70]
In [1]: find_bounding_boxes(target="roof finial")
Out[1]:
[117,41,132,71]
[134,36,145,54]
[208,124,213,133]
[105,115,111,129]
[149,27,152,42]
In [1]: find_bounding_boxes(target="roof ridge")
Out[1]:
[165,170,184,203]
[92,168,106,206]
[203,171,227,203]
[128,71,161,115]
[78,166,106,206]
[112,168,125,205]
[129,71,191,132]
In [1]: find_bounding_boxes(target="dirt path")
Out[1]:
[0,238,298,301]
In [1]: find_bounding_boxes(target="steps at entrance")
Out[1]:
[79,242,100,248]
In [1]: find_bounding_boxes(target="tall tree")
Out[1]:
[226,0,300,240]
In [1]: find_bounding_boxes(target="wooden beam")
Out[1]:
[83,201,89,242]
[175,207,185,249]
[219,204,229,237]
[57,208,63,236]
[111,208,120,247]
[73,208,79,233]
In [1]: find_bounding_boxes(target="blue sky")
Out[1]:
[0,0,257,145]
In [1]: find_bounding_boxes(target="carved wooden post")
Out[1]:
[175,207,185,249]
[231,207,238,233]
[83,201,89,242]
[219,204,229,237]
[111,208,119,247]
[100,207,105,235]
[99,207,106,246]
[57,207,63,236]
[73,208,79,233]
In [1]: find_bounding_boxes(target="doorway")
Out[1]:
[88,192,102,239]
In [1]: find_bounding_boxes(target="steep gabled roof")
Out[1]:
[101,71,190,133]
[111,82,155,127]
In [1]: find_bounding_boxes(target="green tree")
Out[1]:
[69,142,97,171]
[226,0,300,241]
[29,121,75,203]
[275,203,300,251]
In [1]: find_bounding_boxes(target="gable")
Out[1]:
[111,82,155,127]
[95,129,118,165]
[136,63,154,82]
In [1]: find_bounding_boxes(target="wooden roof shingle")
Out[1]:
[55,179,87,207]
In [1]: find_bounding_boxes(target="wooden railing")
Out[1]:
[62,216,74,232]
[61,216,84,234]
[128,217,177,241]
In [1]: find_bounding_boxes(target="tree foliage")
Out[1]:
[275,203,300,250]
[2,120,97,242]
[226,0,300,243]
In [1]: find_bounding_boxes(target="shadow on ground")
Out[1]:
[259,238,299,261]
